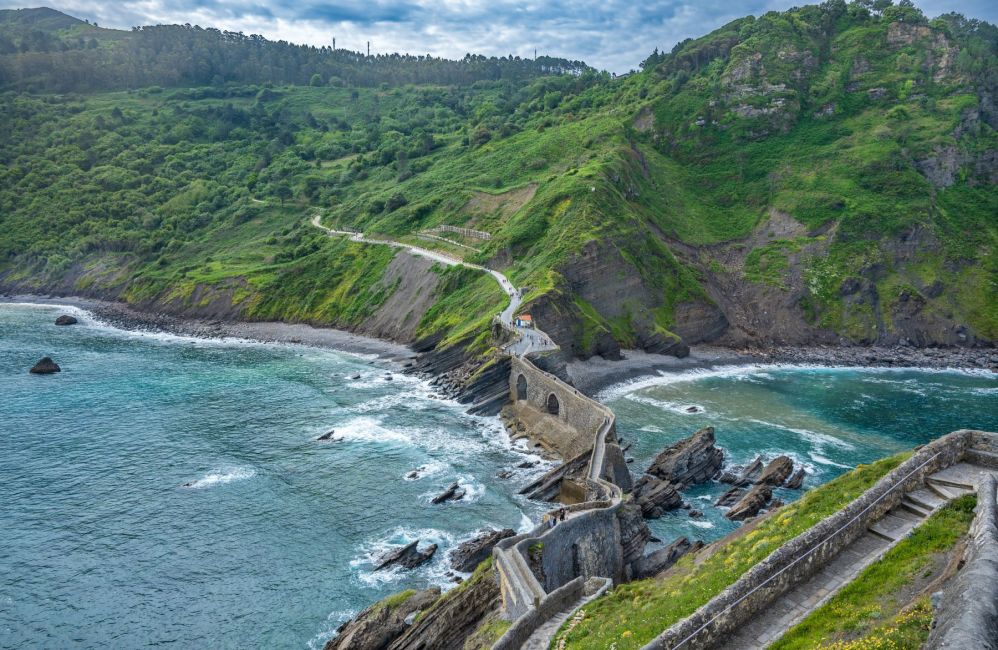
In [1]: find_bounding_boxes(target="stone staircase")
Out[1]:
[723,461,994,650]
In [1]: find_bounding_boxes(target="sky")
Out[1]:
[3,0,996,73]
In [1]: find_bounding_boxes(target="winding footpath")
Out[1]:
[309,214,554,354]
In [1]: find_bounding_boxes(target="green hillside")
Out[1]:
[1,1,995,361]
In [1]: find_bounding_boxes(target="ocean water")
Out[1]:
[2,303,996,649]
[604,364,998,545]
[0,303,548,649]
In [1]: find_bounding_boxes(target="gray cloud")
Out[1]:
[2,0,995,72]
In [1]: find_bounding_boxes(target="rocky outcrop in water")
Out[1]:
[54,314,77,325]
[316,430,338,441]
[725,484,773,521]
[645,426,724,488]
[450,528,515,573]
[755,456,794,486]
[431,481,466,504]
[29,357,60,374]
[784,468,806,489]
[719,455,764,486]
[324,587,440,650]
[375,541,438,570]
[632,474,683,518]
[635,536,705,579]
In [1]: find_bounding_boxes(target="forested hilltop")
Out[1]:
[1,2,995,365]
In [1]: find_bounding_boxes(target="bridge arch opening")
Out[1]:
[516,374,527,401]
[547,393,560,417]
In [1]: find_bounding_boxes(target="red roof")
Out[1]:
[518,314,532,322]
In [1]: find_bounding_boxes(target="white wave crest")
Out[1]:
[183,467,256,489]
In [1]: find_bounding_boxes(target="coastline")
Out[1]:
[5,293,993,396]
[0,294,417,362]
[567,344,996,396]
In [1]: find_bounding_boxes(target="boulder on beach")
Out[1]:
[375,541,438,571]
[29,357,61,374]
[54,314,78,326]
[449,528,516,572]
[431,481,466,504]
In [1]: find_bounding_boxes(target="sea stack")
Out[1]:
[29,357,61,374]
[54,314,78,325]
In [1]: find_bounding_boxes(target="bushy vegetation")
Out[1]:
[0,0,995,355]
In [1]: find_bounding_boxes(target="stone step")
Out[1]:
[907,488,945,512]
[927,475,976,490]
[891,505,925,522]
[925,480,970,501]
[867,523,897,542]
[899,498,931,518]
[965,448,998,469]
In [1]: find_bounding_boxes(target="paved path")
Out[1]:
[725,462,998,649]
[309,214,556,355]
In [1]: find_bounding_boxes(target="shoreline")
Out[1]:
[0,294,417,362]
[567,344,995,396]
[5,294,993,395]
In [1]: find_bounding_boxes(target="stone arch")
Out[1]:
[516,374,527,401]
[547,393,560,417]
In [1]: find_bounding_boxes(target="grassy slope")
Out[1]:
[555,453,909,649]
[0,3,995,356]
[771,494,976,650]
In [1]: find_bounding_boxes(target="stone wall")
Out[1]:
[492,577,612,650]
[926,473,998,650]
[509,354,614,447]
[643,430,980,650]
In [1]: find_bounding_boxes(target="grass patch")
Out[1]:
[772,494,976,650]
[559,452,911,650]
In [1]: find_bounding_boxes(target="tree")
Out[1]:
[309,73,323,87]
[274,183,292,205]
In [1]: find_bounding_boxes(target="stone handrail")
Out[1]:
[926,472,998,649]
[642,430,983,650]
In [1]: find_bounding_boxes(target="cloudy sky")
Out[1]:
[5,0,996,72]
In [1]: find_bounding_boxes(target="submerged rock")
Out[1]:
[29,357,60,374]
[324,587,440,650]
[375,541,438,570]
[54,314,78,326]
[316,430,338,441]
[431,481,466,504]
[645,426,724,488]
[450,528,516,573]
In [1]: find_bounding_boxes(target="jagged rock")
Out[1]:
[449,528,515,573]
[715,486,745,507]
[689,509,703,518]
[756,456,794,486]
[384,374,393,381]
[769,499,785,510]
[431,482,465,504]
[719,455,763,486]
[725,484,773,521]
[54,314,77,326]
[632,475,683,519]
[317,430,338,441]
[617,503,653,568]
[645,426,724,488]
[516,460,538,469]
[29,357,60,374]
[634,537,705,579]
[496,470,513,480]
[375,541,438,570]
[784,468,806,489]
[349,374,361,380]
[325,587,440,650]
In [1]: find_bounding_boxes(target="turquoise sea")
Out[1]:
[2,302,996,648]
